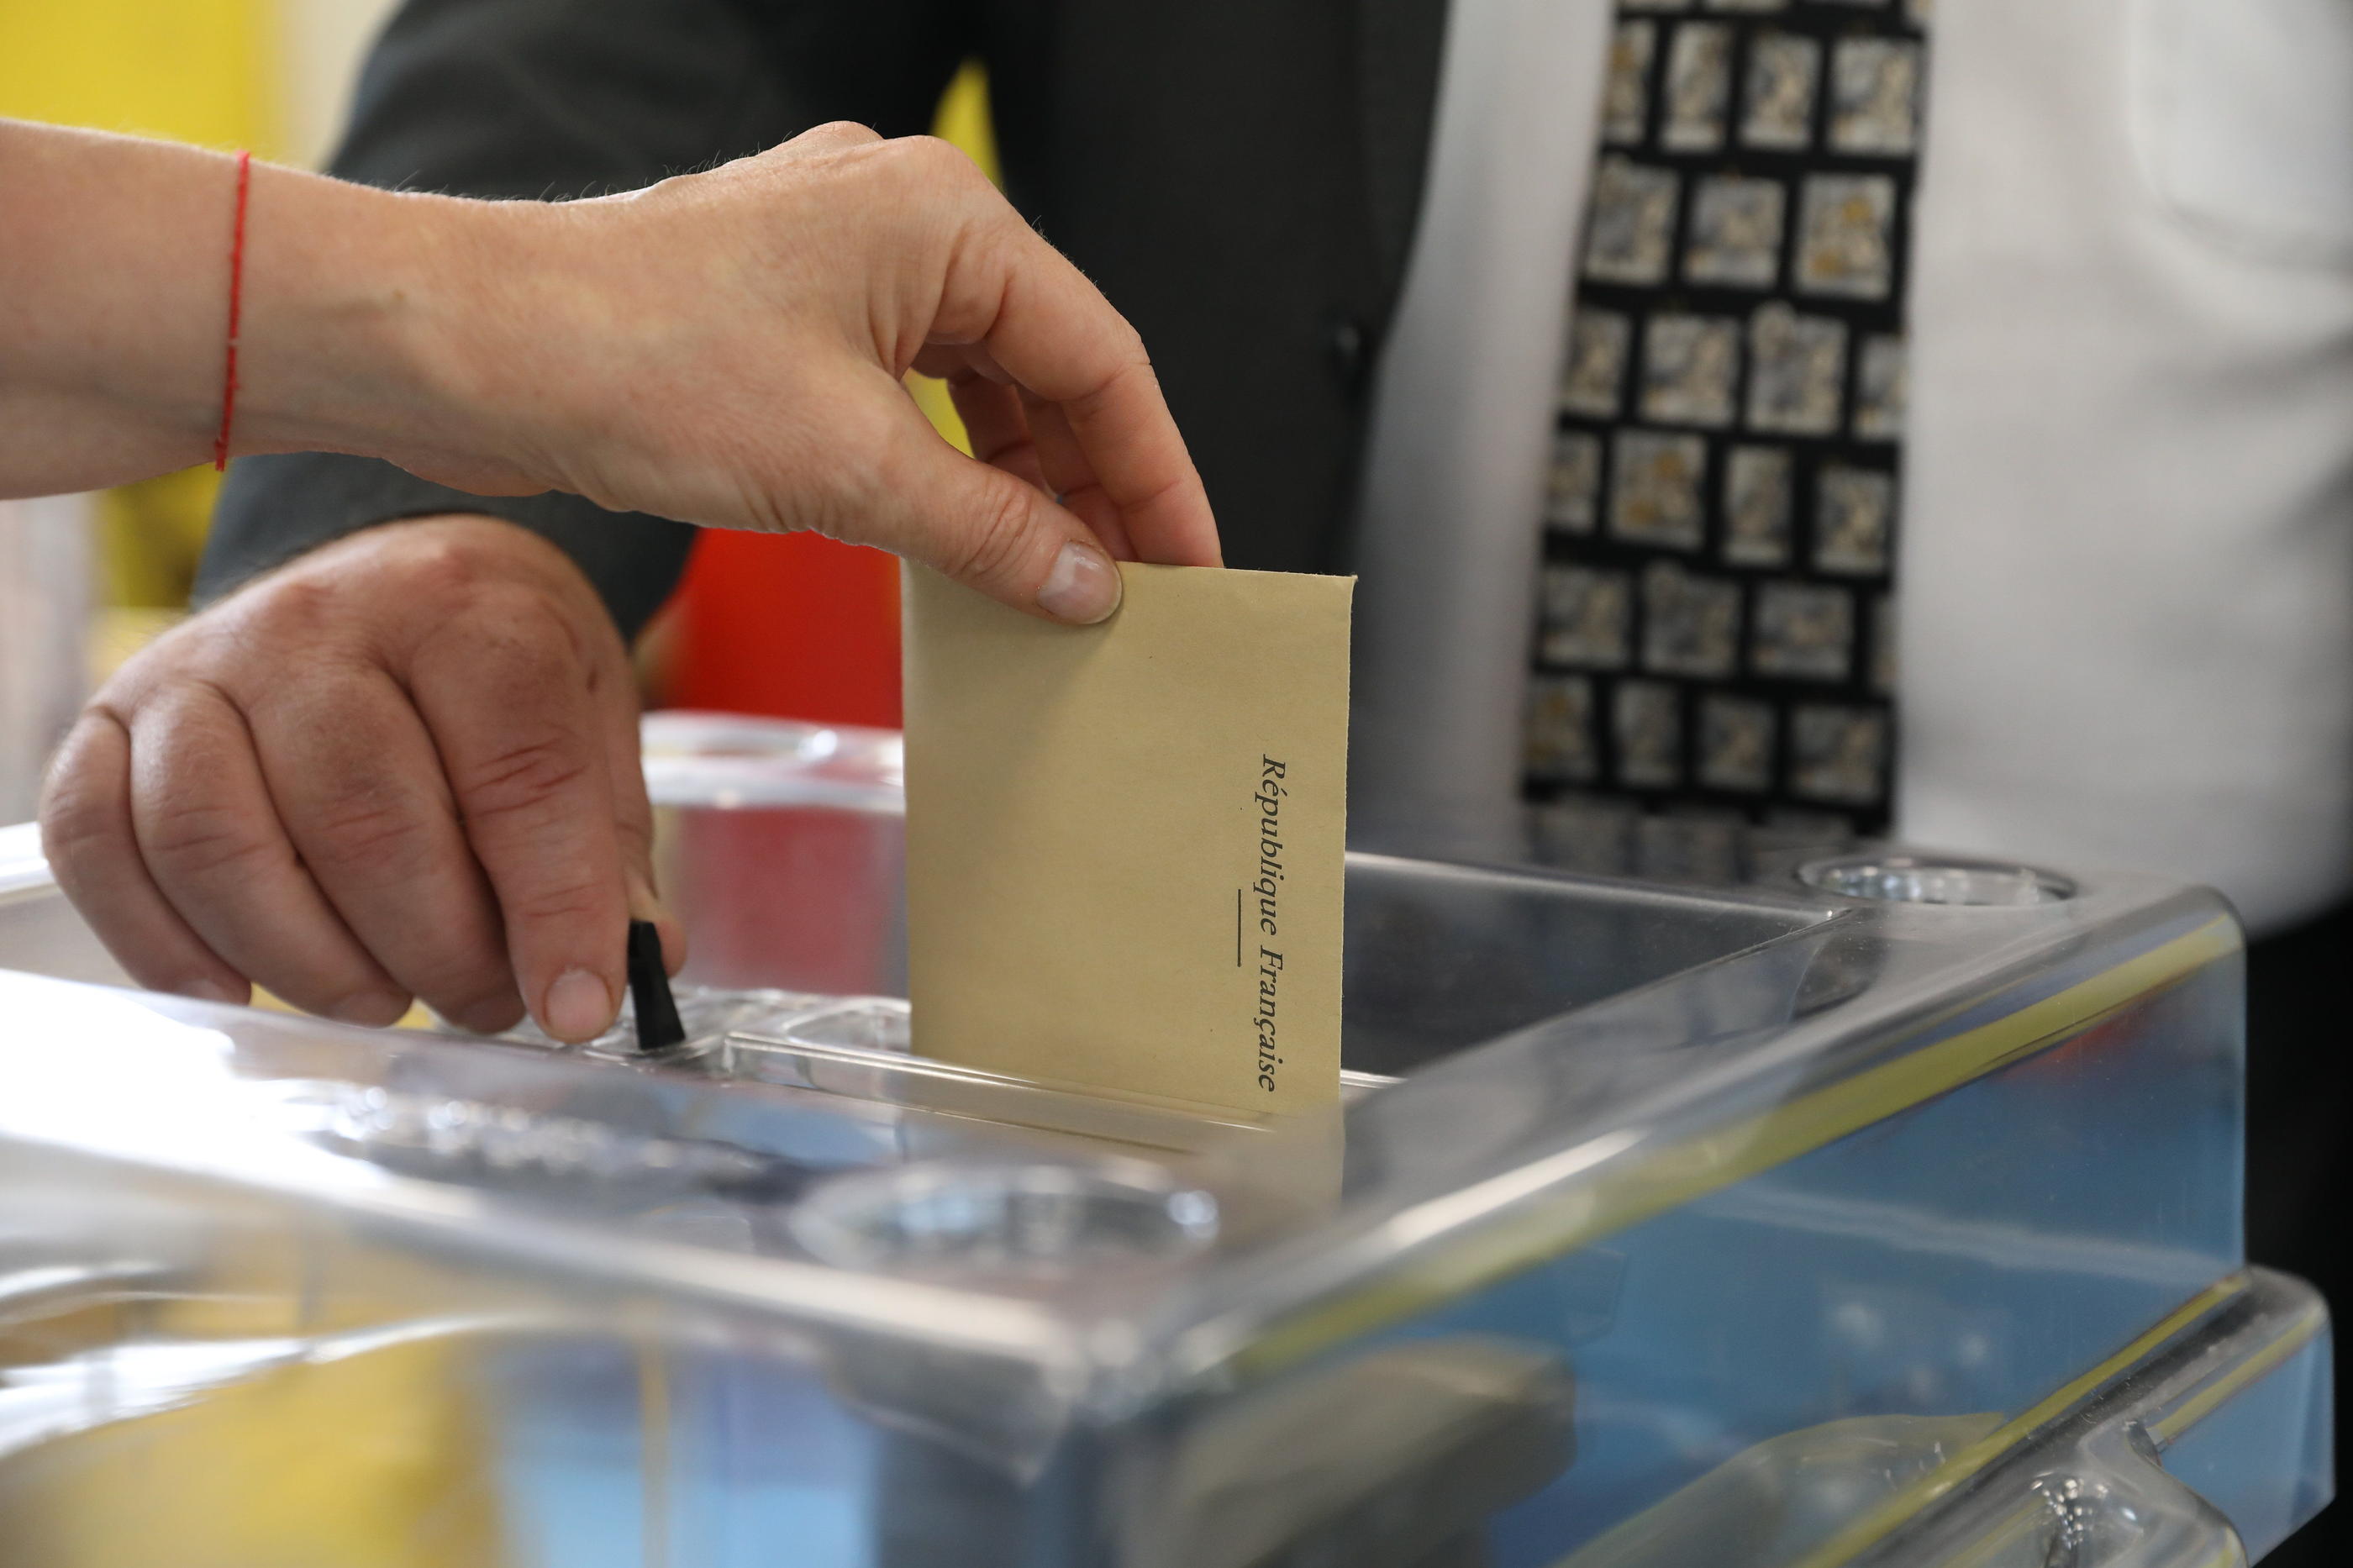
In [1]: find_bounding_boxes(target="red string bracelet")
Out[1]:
[212,150,253,472]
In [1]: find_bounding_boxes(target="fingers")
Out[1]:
[1017,389,1138,561]
[921,350,1134,560]
[940,217,1223,569]
[902,353,1141,597]
[935,363,1054,499]
[855,378,1126,623]
[39,518,650,1044]
[125,687,412,1023]
[409,596,632,1043]
[40,710,249,1005]
[248,666,524,1033]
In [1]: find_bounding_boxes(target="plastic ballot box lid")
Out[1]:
[0,717,2329,1568]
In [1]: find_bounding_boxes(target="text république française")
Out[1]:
[1250,755,1287,1094]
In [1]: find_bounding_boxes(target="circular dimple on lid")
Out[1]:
[1800,854,2076,907]
[789,1160,1219,1278]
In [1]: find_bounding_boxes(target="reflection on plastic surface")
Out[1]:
[1799,853,2075,908]
[790,1161,1221,1279]
[0,723,2331,1566]
[1140,1335,1577,1568]
[0,496,88,824]
[1555,1412,2005,1568]
[645,712,906,997]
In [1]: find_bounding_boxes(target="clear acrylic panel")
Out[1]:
[0,716,2328,1565]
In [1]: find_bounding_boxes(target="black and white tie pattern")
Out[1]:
[1524,0,1928,883]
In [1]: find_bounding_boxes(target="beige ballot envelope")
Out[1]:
[904,562,1354,1116]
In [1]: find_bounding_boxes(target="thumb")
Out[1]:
[864,396,1124,625]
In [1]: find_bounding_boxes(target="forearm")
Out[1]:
[0,121,512,497]
[194,0,961,628]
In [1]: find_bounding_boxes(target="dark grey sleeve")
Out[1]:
[200,0,967,638]
[206,455,700,638]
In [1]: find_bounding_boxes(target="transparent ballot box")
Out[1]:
[0,715,2330,1568]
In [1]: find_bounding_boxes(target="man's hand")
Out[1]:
[380,123,1222,624]
[41,516,669,1041]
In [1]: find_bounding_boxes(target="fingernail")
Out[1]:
[328,992,410,1028]
[544,968,616,1042]
[1035,541,1120,624]
[181,976,245,1007]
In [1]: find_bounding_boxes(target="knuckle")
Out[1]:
[140,797,285,884]
[38,723,125,867]
[238,570,342,644]
[36,780,97,856]
[508,877,610,929]
[812,118,882,145]
[949,482,1044,588]
[460,593,588,680]
[391,518,567,602]
[124,689,297,886]
[899,134,975,182]
[39,792,112,881]
[1121,469,1194,523]
[387,529,497,604]
[1119,323,1154,372]
[248,522,575,661]
[453,734,594,825]
[303,791,437,884]
[395,558,540,650]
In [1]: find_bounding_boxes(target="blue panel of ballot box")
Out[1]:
[0,713,2329,1568]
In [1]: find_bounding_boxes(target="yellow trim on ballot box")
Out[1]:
[1226,915,2243,1384]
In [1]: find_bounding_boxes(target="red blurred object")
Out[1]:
[665,802,906,995]
[644,713,908,996]
[661,529,902,726]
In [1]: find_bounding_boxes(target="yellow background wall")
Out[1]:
[907,61,998,455]
[0,0,286,613]
[0,0,281,154]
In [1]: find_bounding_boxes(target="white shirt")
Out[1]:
[1350,0,2353,934]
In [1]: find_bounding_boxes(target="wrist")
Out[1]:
[0,129,569,495]
[374,193,575,483]
[401,192,645,498]
[229,173,555,485]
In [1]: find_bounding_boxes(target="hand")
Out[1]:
[4,121,1217,624]
[40,515,671,1041]
[416,123,1221,623]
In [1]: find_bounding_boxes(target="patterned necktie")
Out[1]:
[1524,0,1928,883]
